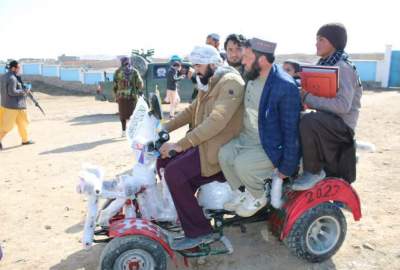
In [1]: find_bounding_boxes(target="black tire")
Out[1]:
[100,235,167,270]
[285,202,347,263]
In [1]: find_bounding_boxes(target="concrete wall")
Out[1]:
[381,45,392,87]
[353,60,377,82]
[60,68,83,82]
[84,72,104,84]
[42,65,60,77]
[22,63,42,75]
[375,60,385,82]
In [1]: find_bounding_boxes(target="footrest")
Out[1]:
[94,227,109,236]
[205,209,235,216]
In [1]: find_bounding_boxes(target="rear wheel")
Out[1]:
[286,202,346,263]
[100,235,167,270]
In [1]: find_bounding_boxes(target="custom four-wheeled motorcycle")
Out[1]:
[77,95,362,270]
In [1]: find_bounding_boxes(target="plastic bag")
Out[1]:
[126,97,159,163]
[137,184,162,220]
[77,164,104,195]
[97,198,126,227]
[136,168,178,223]
[158,168,178,222]
[197,181,233,210]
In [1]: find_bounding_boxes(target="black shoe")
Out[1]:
[171,233,215,251]
[22,140,35,146]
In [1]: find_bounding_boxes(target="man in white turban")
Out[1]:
[157,44,245,250]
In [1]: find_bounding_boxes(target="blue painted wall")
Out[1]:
[389,51,400,87]
[0,65,5,74]
[42,65,60,77]
[84,72,104,84]
[104,73,114,82]
[22,63,42,75]
[60,68,83,82]
[353,60,377,82]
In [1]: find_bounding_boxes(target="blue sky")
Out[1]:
[0,0,399,60]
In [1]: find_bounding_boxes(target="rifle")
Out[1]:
[16,75,46,116]
[26,90,46,116]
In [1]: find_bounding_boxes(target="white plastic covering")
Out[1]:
[197,181,234,210]
[77,96,180,248]
[82,195,98,249]
[136,169,177,222]
[158,168,178,222]
[356,140,376,153]
[126,97,159,163]
[77,164,104,195]
[124,201,136,219]
[97,198,126,227]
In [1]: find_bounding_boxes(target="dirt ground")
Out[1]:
[0,89,399,270]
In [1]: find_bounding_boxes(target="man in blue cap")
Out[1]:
[165,55,185,118]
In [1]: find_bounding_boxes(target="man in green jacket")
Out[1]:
[113,57,143,137]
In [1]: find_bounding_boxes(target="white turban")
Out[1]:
[188,45,223,65]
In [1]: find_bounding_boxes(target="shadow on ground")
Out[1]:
[51,223,337,270]
[65,222,84,234]
[39,138,121,155]
[68,113,118,126]
[49,244,104,270]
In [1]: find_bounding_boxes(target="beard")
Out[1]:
[227,58,242,68]
[244,60,261,81]
[197,65,214,85]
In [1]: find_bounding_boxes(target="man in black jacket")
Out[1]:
[0,60,34,150]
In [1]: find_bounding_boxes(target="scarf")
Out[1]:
[318,50,362,87]
[196,76,209,92]
[318,50,348,66]
[120,57,133,79]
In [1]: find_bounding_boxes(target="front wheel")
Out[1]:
[99,235,167,270]
[285,202,347,263]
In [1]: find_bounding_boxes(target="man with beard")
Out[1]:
[219,38,301,216]
[157,44,245,250]
[224,33,246,75]
[113,57,143,137]
[190,34,245,102]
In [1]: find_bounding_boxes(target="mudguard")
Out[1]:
[270,178,362,240]
[109,218,177,266]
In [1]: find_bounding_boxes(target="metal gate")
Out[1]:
[389,50,400,87]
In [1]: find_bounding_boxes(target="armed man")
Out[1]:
[113,57,144,137]
[0,60,34,150]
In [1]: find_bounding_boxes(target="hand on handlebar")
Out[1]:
[159,142,182,159]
